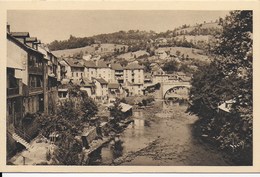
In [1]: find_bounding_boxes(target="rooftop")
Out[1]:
[96,61,109,68]
[10,32,30,38]
[25,37,37,43]
[93,77,108,85]
[64,58,84,68]
[83,60,97,68]
[108,83,120,89]
[111,63,123,70]
[124,63,144,70]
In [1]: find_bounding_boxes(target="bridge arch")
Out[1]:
[163,85,190,99]
[161,82,191,99]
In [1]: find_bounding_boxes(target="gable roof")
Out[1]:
[80,78,94,87]
[111,63,123,70]
[7,33,43,56]
[93,77,108,85]
[64,58,84,68]
[83,60,97,68]
[124,63,144,70]
[96,61,109,68]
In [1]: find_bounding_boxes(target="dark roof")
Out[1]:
[84,60,97,68]
[124,63,144,70]
[7,33,43,56]
[10,32,30,38]
[108,83,120,89]
[25,37,37,42]
[64,58,84,68]
[80,78,94,87]
[94,77,108,85]
[111,63,123,70]
[96,61,109,68]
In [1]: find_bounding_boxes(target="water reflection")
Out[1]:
[88,110,150,165]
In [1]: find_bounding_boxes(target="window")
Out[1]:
[72,73,74,77]
[76,73,78,77]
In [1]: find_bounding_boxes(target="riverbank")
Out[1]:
[89,100,234,165]
[192,118,252,166]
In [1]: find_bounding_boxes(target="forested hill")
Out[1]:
[47,21,222,51]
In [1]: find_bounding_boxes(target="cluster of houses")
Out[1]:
[6,24,147,133]
[6,24,193,156]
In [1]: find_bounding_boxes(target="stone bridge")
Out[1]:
[159,81,191,99]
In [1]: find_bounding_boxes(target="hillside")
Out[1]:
[155,47,211,62]
[52,43,128,58]
[52,45,96,58]
[175,22,222,35]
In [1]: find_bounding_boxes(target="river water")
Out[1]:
[89,100,234,166]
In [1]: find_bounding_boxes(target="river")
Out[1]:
[88,100,234,166]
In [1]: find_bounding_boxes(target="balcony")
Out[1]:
[115,72,124,76]
[29,87,43,94]
[7,87,21,98]
[28,66,43,75]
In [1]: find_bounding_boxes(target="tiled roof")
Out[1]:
[96,61,109,68]
[94,77,108,84]
[10,32,30,38]
[108,83,120,89]
[111,63,123,70]
[64,58,84,68]
[124,63,144,70]
[84,60,97,68]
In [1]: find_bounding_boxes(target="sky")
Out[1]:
[7,10,230,44]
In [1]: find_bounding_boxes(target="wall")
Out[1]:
[96,68,112,82]
[84,67,97,80]
[7,39,28,85]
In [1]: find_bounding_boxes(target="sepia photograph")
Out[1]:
[1,0,259,172]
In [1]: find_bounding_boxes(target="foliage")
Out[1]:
[109,98,124,122]
[188,10,252,165]
[37,85,98,165]
[162,60,180,74]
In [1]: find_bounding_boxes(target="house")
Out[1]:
[38,44,58,114]
[57,79,70,101]
[7,26,51,156]
[92,77,108,102]
[123,63,144,85]
[63,58,85,81]
[144,73,153,85]
[111,63,124,84]
[108,83,126,101]
[9,32,46,116]
[123,63,144,96]
[96,61,112,83]
[83,60,97,81]
[79,78,95,99]
[151,66,169,84]
[107,102,133,118]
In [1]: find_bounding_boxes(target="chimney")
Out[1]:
[7,23,10,33]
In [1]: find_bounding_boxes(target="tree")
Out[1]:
[162,60,180,74]
[37,85,98,164]
[188,10,252,165]
[109,98,124,122]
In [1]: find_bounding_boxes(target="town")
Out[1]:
[6,10,252,166]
